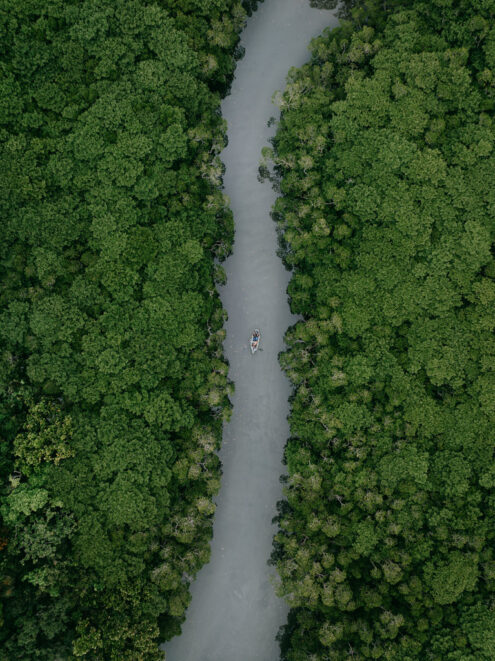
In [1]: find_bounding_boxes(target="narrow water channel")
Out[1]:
[163,2,337,659]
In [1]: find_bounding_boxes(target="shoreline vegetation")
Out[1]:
[2,1,495,659]
[0,1,262,659]
[266,1,495,658]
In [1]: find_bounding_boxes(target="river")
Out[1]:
[162,2,338,659]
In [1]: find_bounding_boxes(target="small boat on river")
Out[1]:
[250,329,261,354]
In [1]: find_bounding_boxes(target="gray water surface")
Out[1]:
[163,2,338,659]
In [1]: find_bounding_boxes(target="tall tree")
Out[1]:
[270,2,495,658]
[0,1,247,658]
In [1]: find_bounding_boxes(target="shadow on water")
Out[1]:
[309,0,339,8]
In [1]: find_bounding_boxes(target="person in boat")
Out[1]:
[252,331,259,341]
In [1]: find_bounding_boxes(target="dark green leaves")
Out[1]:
[0,0,243,658]
[271,3,495,659]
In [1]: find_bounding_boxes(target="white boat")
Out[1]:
[250,329,261,354]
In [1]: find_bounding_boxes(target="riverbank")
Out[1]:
[162,2,338,659]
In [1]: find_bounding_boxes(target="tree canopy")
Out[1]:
[268,1,495,658]
[0,1,248,658]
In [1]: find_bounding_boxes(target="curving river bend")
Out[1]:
[163,2,338,659]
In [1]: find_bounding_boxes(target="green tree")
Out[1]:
[270,3,495,658]
[0,0,246,658]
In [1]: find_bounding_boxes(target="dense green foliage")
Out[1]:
[309,0,410,23]
[0,1,250,658]
[268,1,495,658]
[242,0,264,16]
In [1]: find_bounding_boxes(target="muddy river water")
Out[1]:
[163,2,338,659]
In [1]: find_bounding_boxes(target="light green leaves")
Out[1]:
[3,485,49,522]
[426,553,478,605]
